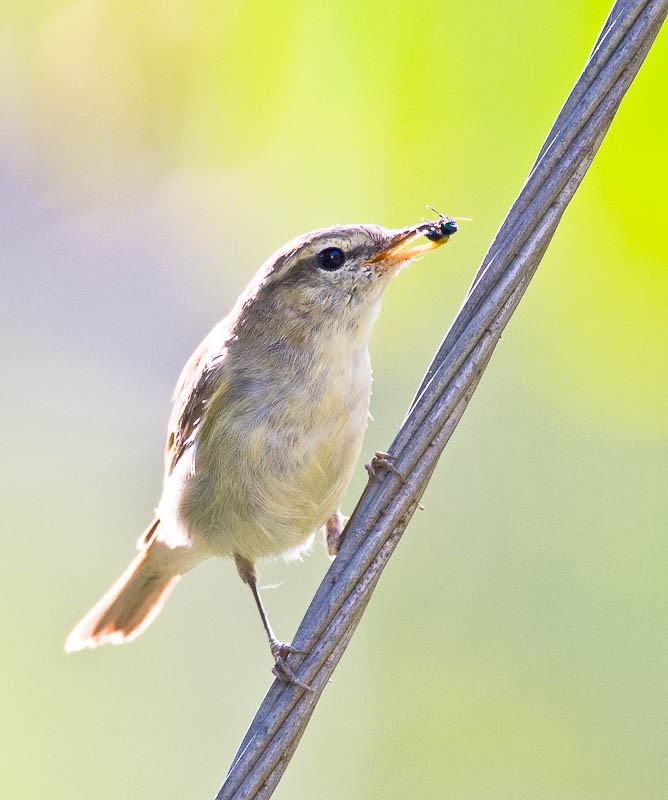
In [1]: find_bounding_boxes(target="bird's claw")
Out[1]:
[270,641,313,691]
[365,451,407,483]
[271,641,307,658]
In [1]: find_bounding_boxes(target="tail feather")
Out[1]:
[65,544,181,653]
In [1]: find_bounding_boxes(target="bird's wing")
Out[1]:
[165,320,230,476]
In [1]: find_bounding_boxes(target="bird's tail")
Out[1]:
[65,532,182,653]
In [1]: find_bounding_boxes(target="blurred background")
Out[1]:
[2,1,667,798]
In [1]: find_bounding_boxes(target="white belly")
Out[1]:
[168,337,373,562]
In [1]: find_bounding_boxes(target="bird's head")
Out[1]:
[239,217,456,331]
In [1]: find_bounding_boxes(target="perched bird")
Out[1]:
[65,216,456,683]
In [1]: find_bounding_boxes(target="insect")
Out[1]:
[382,208,459,261]
[424,206,459,241]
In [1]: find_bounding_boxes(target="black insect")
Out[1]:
[424,206,458,241]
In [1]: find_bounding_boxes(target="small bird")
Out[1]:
[65,215,456,683]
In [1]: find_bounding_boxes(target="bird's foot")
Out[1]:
[365,451,407,483]
[270,640,312,691]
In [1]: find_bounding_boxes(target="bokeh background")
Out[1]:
[2,2,667,798]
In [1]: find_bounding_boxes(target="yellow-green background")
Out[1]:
[2,2,666,798]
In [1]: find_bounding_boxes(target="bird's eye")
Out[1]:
[316,247,345,271]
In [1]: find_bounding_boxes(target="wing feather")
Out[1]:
[165,320,231,475]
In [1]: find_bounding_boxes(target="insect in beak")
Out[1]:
[369,209,459,265]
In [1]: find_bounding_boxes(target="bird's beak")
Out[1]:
[368,218,457,267]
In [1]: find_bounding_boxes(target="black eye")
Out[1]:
[317,246,345,271]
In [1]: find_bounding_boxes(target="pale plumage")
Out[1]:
[65,217,455,682]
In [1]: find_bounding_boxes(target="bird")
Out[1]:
[65,215,456,684]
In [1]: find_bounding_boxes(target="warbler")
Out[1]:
[65,216,456,683]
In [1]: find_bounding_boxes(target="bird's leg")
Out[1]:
[233,554,311,691]
[365,450,408,483]
[325,511,348,557]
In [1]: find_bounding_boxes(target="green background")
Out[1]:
[2,2,666,798]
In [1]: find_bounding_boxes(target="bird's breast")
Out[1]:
[179,331,373,560]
